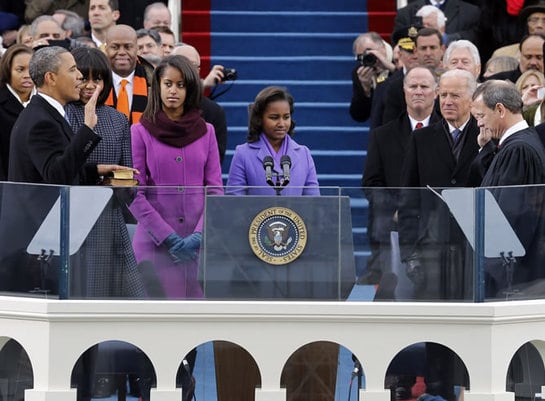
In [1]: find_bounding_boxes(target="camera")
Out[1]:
[221,68,237,82]
[356,51,377,67]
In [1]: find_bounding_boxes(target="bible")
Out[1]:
[102,170,138,186]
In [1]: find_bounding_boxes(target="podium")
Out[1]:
[200,195,356,300]
[201,194,355,401]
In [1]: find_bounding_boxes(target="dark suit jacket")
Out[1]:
[349,65,390,129]
[398,117,480,258]
[0,85,23,180]
[1,94,101,293]
[363,111,441,241]
[394,0,481,44]
[201,96,228,165]
[8,94,101,184]
[363,111,441,188]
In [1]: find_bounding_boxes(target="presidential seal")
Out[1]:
[249,207,307,265]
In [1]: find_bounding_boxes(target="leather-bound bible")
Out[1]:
[102,170,138,186]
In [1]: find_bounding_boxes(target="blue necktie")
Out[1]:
[451,128,461,143]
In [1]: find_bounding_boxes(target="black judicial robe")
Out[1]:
[481,128,545,295]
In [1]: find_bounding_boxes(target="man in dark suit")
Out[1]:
[394,0,481,45]
[361,66,440,285]
[349,31,396,129]
[104,24,153,124]
[3,46,134,290]
[396,67,478,401]
[383,27,442,125]
[472,80,545,297]
[398,68,480,301]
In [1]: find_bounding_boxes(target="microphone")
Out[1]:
[263,156,274,186]
[351,361,361,379]
[280,155,291,186]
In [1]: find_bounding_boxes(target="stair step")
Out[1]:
[224,126,368,151]
[219,101,356,127]
[207,11,367,33]
[210,79,353,103]
[186,32,359,57]
[210,0,365,11]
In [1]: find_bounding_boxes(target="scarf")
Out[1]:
[140,108,207,148]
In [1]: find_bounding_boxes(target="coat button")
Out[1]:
[451,179,457,185]
[178,217,184,223]
[175,156,183,162]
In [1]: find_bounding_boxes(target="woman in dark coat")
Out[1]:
[0,44,34,180]
[65,46,144,298]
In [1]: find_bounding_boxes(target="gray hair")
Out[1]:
[352,31,384,55]
[55,9,85,37]
[473,79,523,114]
[416,5,446,28]
[30,15,61,38]
[29,46,68,87]
[444,40,481,66]
[440,68,478,95]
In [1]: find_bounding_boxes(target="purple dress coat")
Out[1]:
[226,135,320,195]
[129,121,223,299]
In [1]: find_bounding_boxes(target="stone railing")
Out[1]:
[1,296,545,401]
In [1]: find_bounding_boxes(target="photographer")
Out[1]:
[349,32,396,129]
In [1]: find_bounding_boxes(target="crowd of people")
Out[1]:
[1,0,545,398]
[354,0,545,300]
[354,2,545,400]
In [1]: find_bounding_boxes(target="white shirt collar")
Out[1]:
[408,114,431,131]
[91,32,103,48]
[447,118,470,134]
[112,71,135,91]
[499,120,529,146]
[6,83,35,107]
[37,92,67,118]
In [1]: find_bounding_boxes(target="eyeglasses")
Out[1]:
[528,16,545,25]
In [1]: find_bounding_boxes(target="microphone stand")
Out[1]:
[266,173,289,196]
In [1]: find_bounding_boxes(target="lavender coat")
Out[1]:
[226,135,320,195]
[129,121,223,298]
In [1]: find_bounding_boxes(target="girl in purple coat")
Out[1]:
[129,55,223,299]
[226,86,319,195]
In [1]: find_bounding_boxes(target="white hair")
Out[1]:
[416,5,446,29]
[444,39,481,66]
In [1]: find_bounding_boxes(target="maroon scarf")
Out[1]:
[141,108,207,147]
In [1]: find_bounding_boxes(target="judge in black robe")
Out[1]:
[474,80,545,298]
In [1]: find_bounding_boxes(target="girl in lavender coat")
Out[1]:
[226,86,320,195]
[129,55,223,299]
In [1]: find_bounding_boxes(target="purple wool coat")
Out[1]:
[129,121,223,299]
[226,135,320,195]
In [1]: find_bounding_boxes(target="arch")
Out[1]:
[71,339,156,401]
[199,340,261,401]
[506,341,545,400]
[280,340,341,401]
[385,341,469,401]
[0,336,33,401]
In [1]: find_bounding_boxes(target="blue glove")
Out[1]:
[164,232,202,264]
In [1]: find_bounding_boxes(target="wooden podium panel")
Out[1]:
[214,341,339,401]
